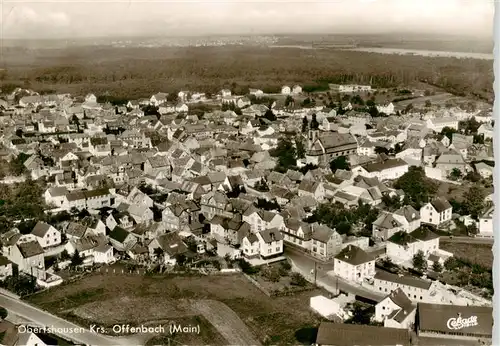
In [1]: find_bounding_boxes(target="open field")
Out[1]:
[440,243,493,268]
[144,315,226,346]
[26,273,325,345]
[435,181,493,203]
[1,45,493,102]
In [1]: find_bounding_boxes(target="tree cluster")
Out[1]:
[393,167,438,209]
[306,201,379,236]
[3,45,493,102]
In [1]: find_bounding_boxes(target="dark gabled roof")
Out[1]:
[259,228,283,243]
[387,231,418,246]
[109,226,130,243]
[418,303,492,337]
[65,222,88,238]
[17,241,44,258]
[394,205,420,222]
[374,270,432,290]
[373,213,403,230]
[156,232,188,257]
[362,158,408,173]
[31,221,53,238]
[0,256,12,267]
[246,232,259,244]
[334,245,374,265]
[409,227,439,242]
[430,197,452,213]
[316,322,410,346]
[0,320,19,346]
[298,179,320,193]
[311,223,335,243]
[385,288,413,311]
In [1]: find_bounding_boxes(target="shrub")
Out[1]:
[290,272,308,287]
[262,266,281,282]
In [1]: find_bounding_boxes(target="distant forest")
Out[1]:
[0,45,493,102]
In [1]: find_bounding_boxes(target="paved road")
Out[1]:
[440,236,493,245]
[0,293,140,346]
[284,246,385,302]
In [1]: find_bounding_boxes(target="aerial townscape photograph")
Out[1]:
[0,0,495,345]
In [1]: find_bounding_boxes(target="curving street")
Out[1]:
[284,246,385,302]
[0,292,144,346]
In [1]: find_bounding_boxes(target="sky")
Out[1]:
[0,0,494,40]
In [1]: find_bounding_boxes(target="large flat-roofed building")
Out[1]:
[417,303,492,342]
[315,322,411,346]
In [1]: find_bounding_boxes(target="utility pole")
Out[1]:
[336,275,339,296]
[314,261,318,285]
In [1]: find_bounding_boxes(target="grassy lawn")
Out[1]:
[26,273,324,345]
[144,316,226,346]
[440,243,493,269]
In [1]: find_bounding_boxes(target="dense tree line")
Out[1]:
[1,46,493,102]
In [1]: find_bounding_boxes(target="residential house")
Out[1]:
[477,123,493,140]
[220,89,232,98]
[148,232,189,265]
[420,198,452,226]
[108,226,138,252]
[200,191,233,219]
[374,288,416,329]
[321,116,338,132]
[434,149,469,176]
[386,228,440,264]
[475,162,493,179]
[6,238,45,279]
[298,180,326,202]
[209,214,250,246]
[61,188,114,211]
[310,223,343,260]
[393,205,421,232]
[376,102,395,115]
[353,157,409,181]
[478,205,494,238]
[0,319,49,346]
[281,86,291,95]
[65,222,94,240]
[426,117,459,132]
[150,92,168,106]
[281,218,312,251]
[128,204,154,225]
[94,244,115,264]
[333,245,375,284]
[374,270,434,303]
[249,89,264,97]
[256,228,284,258]
[126,187,154,208]
[292,85,302,94]
[372,213,406,242]
[242,228,283,259]
[0,256,13,281]
[65,234,107,259]
[162,202,195,232]
[30,222,61,248]
[242,206,284,233]
[44,187,70,207]
[241,233,260,259]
